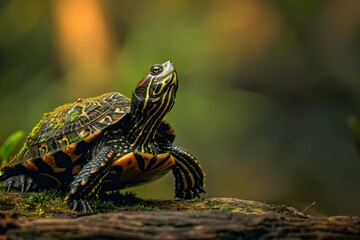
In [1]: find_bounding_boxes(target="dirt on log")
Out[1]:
[0,197,359,239]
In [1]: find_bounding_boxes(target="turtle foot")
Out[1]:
[68,199,94,214]
[3,175,37,192]
[175,185,206,200]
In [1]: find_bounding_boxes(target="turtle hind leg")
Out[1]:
[3,175,37,192]
[171,146,206,199]
[65,146,115,214]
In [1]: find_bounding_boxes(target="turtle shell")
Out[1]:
[8,92,130,167]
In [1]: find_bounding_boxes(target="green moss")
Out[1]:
[92,200,117,210]
[69,111,80,122]
[0,190,304,218]
[0,190,156,217]
[203,199,250,214]
[1,188,250,216]
[13,143,27,163]
[53,118,64,129]
[0,193,16,210]
[128,204,161,212]
[68,136,82,144]
[101,190,141,205]
[28,117,44,139]
[18,191,67,217]
[0,190,67,217]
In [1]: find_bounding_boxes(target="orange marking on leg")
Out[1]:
[81,178,88,186]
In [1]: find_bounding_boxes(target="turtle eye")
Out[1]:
[150,64,163,75]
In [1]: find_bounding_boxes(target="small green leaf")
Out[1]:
[0,130,25,160]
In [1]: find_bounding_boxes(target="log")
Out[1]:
[1,211,360,239]
[0,198,359,239]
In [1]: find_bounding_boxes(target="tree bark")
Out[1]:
[0,198,359,239]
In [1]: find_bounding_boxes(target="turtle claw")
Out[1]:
[3,175,37,193]
[70,200,78,213]
[25,178,34,192]
[5,180,13,192]
[69,199,94,214]
[20,175,25,192]
[175,185,206,200]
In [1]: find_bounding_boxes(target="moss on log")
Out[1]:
[0,191,359,239]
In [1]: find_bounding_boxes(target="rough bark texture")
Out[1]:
[0,198,359,240]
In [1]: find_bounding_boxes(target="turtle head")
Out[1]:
[131,61,178,118]
[128,61,178,152]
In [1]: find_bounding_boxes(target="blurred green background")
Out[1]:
[1,0,360,215]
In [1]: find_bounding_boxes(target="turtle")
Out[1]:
[0,61,205,213]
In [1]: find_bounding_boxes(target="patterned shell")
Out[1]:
[8,92,130,166]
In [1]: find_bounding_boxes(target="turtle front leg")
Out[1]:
[64,146,115,214]
[171,146,206,199]
[3,175,37,192]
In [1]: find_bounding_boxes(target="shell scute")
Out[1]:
[8,92,130,166]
